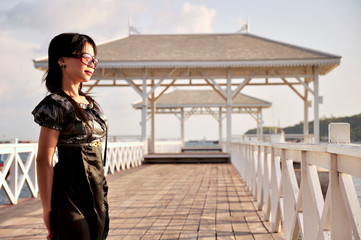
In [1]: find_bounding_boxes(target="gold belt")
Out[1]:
[90,141,103,147]
[58,141,103,147]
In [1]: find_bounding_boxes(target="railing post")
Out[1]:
[263,146,272,221]
[243,143,248,180]
[246,144,251,192]
[257,145,264,210]
[252,145,258,200]
[280,148,289,236]
[270,147,282,233]
[329,123,352,239]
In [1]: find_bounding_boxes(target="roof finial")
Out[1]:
[128,16,141,35]
[247,16,250,33]
[236,16,250,33]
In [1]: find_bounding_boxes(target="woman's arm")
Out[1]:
[36,126,60,238]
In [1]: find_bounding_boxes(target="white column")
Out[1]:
[141,78,147,143]
[259,109,263,140]
[226,71,232,152]
[150,80,155,153]
[181,108,185,147]
[256,113,260,136]
[313,68,320,143]
[304,83,309,139]
[150,99,155,153]
[219,107,222,145]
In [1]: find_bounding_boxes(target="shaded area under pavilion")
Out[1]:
[133,90,271,151]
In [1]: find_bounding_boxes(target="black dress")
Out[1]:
[32,92,109,240]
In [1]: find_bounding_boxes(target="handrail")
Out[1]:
[231,123,361,239]
[0,141,146,205]
[104,142,145,175]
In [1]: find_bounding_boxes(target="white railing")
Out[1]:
[233,133,315,143]
[154,140,183,153]
[104,141,145,175]
[0,143,39,205]
[231,123,361,240]
[0,141,146,205]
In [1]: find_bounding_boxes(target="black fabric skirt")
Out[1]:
[51,144,109,240]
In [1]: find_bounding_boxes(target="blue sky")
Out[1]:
[0,0,360,141]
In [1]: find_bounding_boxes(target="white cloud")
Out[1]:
[1,0,148,43]
[149,2,216,34]
[0,32,44,101]
[175,2,216,33]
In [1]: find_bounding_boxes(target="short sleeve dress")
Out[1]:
[32,92,109,240]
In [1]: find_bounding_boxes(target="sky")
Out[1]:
[0,0,360,142]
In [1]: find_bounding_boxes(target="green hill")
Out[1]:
[245,113,361,142]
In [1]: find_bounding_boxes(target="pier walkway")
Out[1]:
[0,164,283,239]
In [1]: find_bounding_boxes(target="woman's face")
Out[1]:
[60,42,96,84]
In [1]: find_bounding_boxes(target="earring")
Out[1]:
[61,64,66,69]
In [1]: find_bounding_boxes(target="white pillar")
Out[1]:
[304,83,309,142]
[150,80,155,153]
[259,109,263,140]
[256,109,262,141]
[313,68,320,143]
[181,108,185,147]
[226,71,232,152]
[219,107,222,145]
[150,99,155,153]
[256,114,260,136]
[141,78,147,143]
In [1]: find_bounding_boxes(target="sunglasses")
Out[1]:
[68,53,99,68]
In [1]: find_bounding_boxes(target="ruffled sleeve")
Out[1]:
[32,94,68,131]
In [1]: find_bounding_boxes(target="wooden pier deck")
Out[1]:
[0,164,284,239]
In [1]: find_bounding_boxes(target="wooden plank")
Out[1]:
[0,164,284,239]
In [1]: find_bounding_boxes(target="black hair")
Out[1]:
[43,33,101,129]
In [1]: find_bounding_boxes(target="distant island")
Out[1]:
[245,113,361,142]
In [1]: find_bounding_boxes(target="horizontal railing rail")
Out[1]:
[233,133,315,143]
[231,123,361,240]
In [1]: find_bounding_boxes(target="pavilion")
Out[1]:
[132,89,271,149]
[34,33,341,151]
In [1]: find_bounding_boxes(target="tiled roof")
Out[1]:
[133,90,271,108]
[97,33,339,62]
[34,33,341,75]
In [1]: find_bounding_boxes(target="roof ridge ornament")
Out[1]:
[236,16,250,33]
[128,16,141,35]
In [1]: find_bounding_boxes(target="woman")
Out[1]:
[32,33,109,240]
